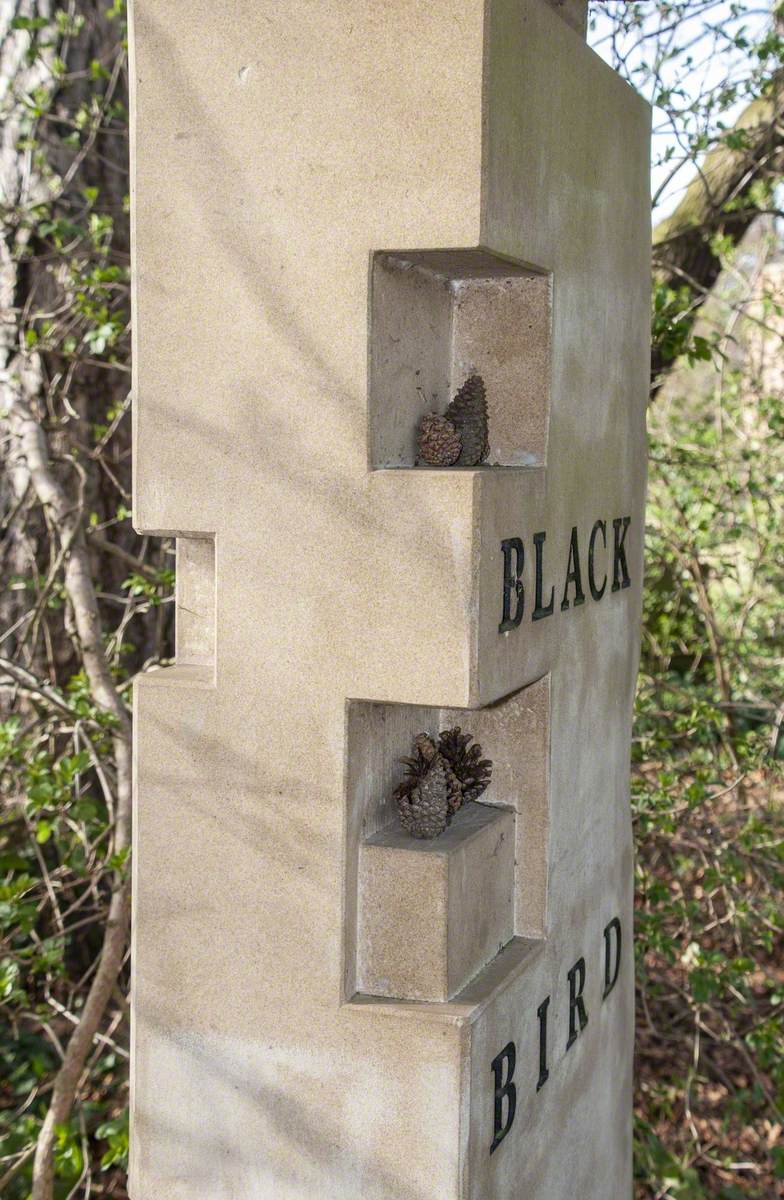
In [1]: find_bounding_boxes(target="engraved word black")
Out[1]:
[500,517,631,633]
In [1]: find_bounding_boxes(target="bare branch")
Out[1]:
[9,392,132,1200]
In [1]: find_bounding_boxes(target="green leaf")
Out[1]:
[35,820,53,845]
[11,15,49,30]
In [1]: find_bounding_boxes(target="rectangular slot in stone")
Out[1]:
[174,535,215,670]
[358,802,515,1002]
[370,248,551,469]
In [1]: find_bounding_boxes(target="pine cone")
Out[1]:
[396,755,449,839]
[413,733,437,761]
[443,762,463,813]
[417,413,462,466]
[394,728,491,837]
[395,733,454,838]
[444,374,489,466]
[437,726,493,804]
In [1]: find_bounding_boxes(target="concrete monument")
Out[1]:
[129,0,650,1196]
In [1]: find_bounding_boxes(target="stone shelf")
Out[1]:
[357,802,515,1003]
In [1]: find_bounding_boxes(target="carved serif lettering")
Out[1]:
[499,516,632,633]
[488,915,624,1154]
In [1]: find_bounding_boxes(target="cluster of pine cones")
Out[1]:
[417,374,489,467]
[394,727,493,839]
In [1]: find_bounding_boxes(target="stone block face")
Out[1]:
[358,803,515,1002]
[370,248,551,468]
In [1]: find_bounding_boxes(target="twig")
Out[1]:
[0,1144,37,1193]
[0,657,79,718]
[86,527,160,581]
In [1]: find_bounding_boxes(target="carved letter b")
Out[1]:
[490,1041,517,1154]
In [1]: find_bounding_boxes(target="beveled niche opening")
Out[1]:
[369,248,552,470]
[343,678,550,1004]
[174,534,216,679]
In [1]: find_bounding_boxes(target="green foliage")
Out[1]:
[96,1108,129,1170]
[123,566,176,605]
[0,4,153,1197]
[633,266,784,1196]
[653,284,717,365]
[0,685,130,1197]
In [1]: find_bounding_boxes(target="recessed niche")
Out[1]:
[369,248,551,470]
[175,535,215,672]
[343,677,550,1003]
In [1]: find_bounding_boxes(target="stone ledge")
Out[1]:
[344,936,545,1024]
[357,802,515,1003]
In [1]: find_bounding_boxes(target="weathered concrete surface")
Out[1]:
[129,1,649,1196]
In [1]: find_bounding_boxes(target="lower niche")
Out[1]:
[343,678,550,1003]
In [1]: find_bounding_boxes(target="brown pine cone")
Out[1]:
[444,763,464,814]
[444,374,489,466]
[417,413,462,466]
[437,726,493,803]
[414,733,438,762]
[396,756,449,838]
[413,734,462,812]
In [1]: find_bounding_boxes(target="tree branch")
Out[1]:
[9,393,132,1200]
[654,91,784,290]
[0,655,80,718]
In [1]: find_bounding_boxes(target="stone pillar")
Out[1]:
[128,2,650,1198]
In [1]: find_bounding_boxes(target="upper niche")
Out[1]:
[369,248,552,469]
